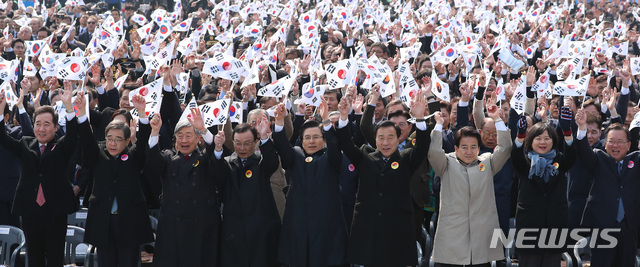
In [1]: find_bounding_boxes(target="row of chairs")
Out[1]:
[0,208,159,267]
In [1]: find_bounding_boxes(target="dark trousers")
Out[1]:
[22,212,67,267]
[517,252,562,267]
[0,200,19,227]
[591,218,637,267]
[436,263,491,267]
[97,214,139,267]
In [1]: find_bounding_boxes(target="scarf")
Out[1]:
[527,149,558,183]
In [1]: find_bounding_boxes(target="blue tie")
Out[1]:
[617,162,625,222]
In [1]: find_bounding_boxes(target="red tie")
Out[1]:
[185,155,190,162]
[37,144,46,206]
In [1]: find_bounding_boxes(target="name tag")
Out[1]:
[67,229,75,236]
[0,227,10,234]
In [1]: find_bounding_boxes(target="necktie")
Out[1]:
[36,184,45,206]
[383,157,388,163]
[617,162,625,222]
[185,155,190,162]
[242,159,247,167]
[40,144,45,157]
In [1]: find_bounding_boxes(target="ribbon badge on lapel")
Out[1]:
[553,162,559,169]
[629,161,635,169]
[51,144,56,151]
[193,160,200,167]
[121,154,128,161]
[478,163,485,172]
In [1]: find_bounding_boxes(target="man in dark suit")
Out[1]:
[575,108,640,266]
[0,81,80,267]
[147,109,223,267]
[0,94,33,227]
[336,90,430,267]
[77,16,98,45]
[213,119,281,267]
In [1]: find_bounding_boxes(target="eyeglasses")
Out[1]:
[88,22,96,24]
[606,140,628,146]
[106,138,125,144]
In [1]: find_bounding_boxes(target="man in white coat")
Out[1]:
[428,102,512,267]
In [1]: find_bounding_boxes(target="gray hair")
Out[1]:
[105,120,131,139]
[174,119,196,135]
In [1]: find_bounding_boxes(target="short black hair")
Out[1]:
[299,120,325,140]
[11,39,24,49]
[233,123,258,141]
[604,123,630,142]
[323,89,342,102]
[33,106,58,125]
[387,110,410,121]
[454,126,481,147]
[374,120,400,138]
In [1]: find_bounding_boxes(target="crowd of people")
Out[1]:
[1,0,640,266]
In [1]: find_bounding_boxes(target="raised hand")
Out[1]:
[318,98,329,122]
[150,113,162,135]
[410,90,425,119]
[516,115,527,140]
[526,66,536,87]
[575,108,586,130]
[74,91,87,117]
[559,106,573,136]
[257,113,270,139]
[0,89,6,117]
[187,107,206,133]
[338,97,351,121]
[433,111,444,125]
[352,93,364,114]
[274,103,286,126]
[60,81,74,111]
[368,84,381,105]
[131,94,147,117]
[214,131,225,152]
[537,97,548,122]
[89,64,101,85]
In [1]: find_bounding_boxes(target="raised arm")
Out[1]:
[487,102,512,175]
[337,96,364,168]
[428,112,448,177]
[272,103,296,170]
[408,90,431,169]
[574,108,598,172]
[146,113,167,179]
[360,84,381,147]
[0,88,23,156]
[130,94,151,165]
[257,114,280,178]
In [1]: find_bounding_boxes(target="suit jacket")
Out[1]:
[274,127,348,267]
[511,142,576,253]
[81,119,153,248]
[0,116,80,217]
[0,112,33,202]
[338,122,430,267]
[429,128,511,265]
[576,137,640,228]
[146,139,223,267]
[214,139,281,267]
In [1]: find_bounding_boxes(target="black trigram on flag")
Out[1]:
[326,64,336,74]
